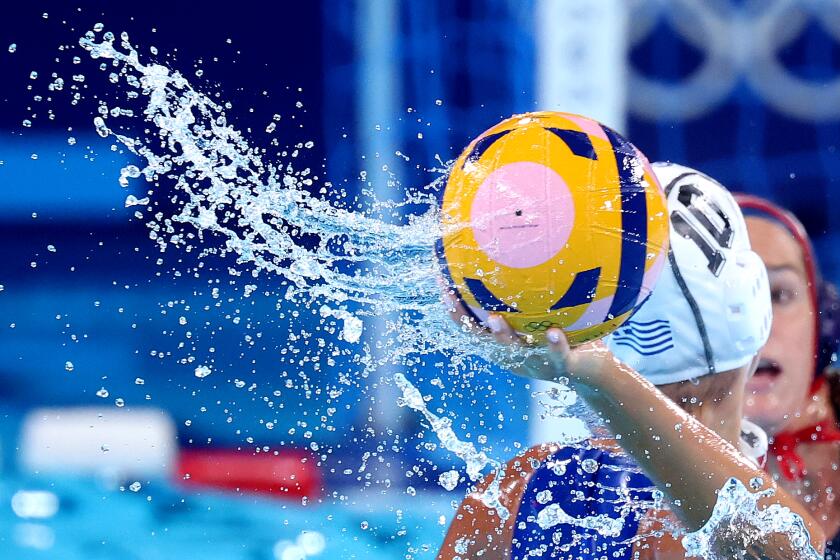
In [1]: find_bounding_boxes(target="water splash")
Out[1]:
[75,28,533,374]
[68,52,557,431]
[73,28,562,519]
[395,372,509,520]
[681,477,820,559]
[437,470,459,491]
[536,503,624,537]
[318,305,363,344]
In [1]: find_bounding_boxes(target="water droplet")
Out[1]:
[64,361,74,372]
[118,164,140,187]
[438,470,459,491]
[115,398,125,407]
[128,481,141,492]
[8,44,16,54]
[651,488,664,507]
[194,365,211,378]
[29,71,38,80]
[47,245,56,252]
[581,458,598,473]
[96,388,109,398]
[134,377,144,385]
[93,116,109,138]
[124,194,149,207]
[435,99,443,106]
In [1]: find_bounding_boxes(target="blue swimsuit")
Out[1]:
[510,444,657,560]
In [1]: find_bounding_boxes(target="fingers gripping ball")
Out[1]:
[437,112,669,345]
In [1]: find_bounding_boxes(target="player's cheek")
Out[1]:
[774,300,812,345]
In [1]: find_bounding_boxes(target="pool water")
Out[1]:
[0,473,450,559]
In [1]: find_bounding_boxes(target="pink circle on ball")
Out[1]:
[470,161,575,269]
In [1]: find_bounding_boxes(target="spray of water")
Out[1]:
[394,372,508,519]
[76,29,540,369]
[75,28,561,513]
[70,27,821,557]
[682,477,820,559]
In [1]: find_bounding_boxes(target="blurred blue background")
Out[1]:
[2,1,840,558]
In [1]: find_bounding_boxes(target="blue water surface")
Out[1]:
[0,471,450,559]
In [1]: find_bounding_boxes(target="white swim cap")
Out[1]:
[605,162,772,385]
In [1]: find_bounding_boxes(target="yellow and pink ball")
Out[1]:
[437,111,669,345]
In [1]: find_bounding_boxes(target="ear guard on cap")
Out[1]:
[723,247,772,360]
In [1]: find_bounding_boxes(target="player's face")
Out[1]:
[743,217,815,433]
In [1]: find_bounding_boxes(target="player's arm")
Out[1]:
[437,472,508,560]
[484,314,826,558]
[437,445,556,560]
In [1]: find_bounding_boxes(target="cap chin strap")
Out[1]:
[667,247,716,377]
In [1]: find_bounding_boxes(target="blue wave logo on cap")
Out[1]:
[611,319,674,356]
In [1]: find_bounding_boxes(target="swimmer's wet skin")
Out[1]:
[438,163,825,559]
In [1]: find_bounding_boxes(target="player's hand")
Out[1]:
[442,290,613,389]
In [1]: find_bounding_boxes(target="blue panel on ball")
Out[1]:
[545,128,598,160]
[549,267,601,310]
[463,277,520,313]
[462,129,512,168]
[604,127,648,320]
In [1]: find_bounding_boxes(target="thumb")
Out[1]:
[545,328,571,379]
